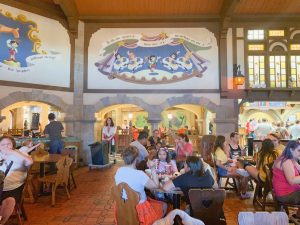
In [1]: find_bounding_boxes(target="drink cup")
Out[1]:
[165,164,172,175]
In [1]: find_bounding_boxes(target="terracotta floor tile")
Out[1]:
[5,162,282,225]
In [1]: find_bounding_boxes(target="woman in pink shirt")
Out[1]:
[272,140,300,217]
[176,134,193,157]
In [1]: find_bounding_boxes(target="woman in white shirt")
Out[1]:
[115,146,167,225]
[102,117,117,159]
[0,136,33,224]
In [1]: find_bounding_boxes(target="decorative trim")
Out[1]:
[84,89,220,94]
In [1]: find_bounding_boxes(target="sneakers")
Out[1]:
[236,168,250,177]
[240,192,251,199]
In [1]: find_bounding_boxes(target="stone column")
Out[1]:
[147,107,162,133]
[214,99,239,138]
[72,22,85,161]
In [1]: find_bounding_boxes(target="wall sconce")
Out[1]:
[167,113,173,120]
[128,113,133,119]
[233,64,245,86]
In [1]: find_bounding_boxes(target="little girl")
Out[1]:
[19,140,41,155]
[150,148,178,174]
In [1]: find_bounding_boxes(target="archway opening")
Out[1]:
[0,101,65,136]
[95,104,149,151]
[161,104,216,149]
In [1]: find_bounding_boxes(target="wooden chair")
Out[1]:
[38,156,73,206]
[63,145,78,190]
[238,212,288,225]
[211,153,238,192]
[200,135,216,167]
[111,182,140,225]
[264,165,300,215]
[252,165,275,211]
[189,189,226,225]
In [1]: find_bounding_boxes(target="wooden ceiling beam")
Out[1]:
[220,0,240,37]
[53,0,79,36]
[0,0,66,20]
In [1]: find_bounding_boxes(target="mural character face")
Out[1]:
[149,55,156,62]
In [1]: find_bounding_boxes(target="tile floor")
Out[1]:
[6,162,291,225]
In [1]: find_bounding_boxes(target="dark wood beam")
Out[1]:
[231,14,300,23]
[220,0,240,37]
[0,0,66,21]
[53,0,79,36]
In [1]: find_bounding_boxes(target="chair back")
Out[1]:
[63,145,78,163]
[264,165,273,194]
[111,182,140,225]
[55,156,73,184]
[238,212,288,225]
[189,188,226,225]
[200,135,216,166]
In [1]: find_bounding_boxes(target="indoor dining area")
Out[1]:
[1,0,300,224]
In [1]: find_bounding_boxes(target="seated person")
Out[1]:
[175,134,193,157]
[114,146,167,225]
[148,148,178,175]
[242,138,279,186]
[0,136,33,224]
[228,132,245,160]
[272,140,300,218]
[148,129,161,148]
[19,139,41,156]
[267,132,285,156]
[162,156,215,205]
[214,135,250,199]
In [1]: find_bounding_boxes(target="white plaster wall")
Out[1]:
[0,4,70,87]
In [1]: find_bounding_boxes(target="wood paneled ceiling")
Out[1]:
[74,0,224,17]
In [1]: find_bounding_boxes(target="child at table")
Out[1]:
[19,140,41,156]
[148,148,178,174]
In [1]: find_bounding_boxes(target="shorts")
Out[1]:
[217,166,228,176]
[276,190,300,205]
[1,184,24,204]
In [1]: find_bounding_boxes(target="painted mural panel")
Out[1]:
[0,4,70,87]
[88,28,218,90]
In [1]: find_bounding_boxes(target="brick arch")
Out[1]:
[0,90,69,113]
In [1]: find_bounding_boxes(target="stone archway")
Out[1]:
[0,90,70,113]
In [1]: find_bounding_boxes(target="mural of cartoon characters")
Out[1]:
[0,24,19,38]
[146,55,160,72]
[94,32,212,84]
[177,50,193,71]
[6,39,19,62]
[113,53,129,71]
[127,50,143,71]
[162,51,180,72]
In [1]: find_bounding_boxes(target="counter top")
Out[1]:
[15,136,80,146]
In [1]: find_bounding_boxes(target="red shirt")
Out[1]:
[176,142,193,157]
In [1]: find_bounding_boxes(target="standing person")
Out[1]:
[290,120,300,140]
[130,131,149,162]
[254,119,274,139]
[102,117,117,160]
[228,132,245,160]
[0,136,33,224]
[44,113,64,154]
[276,122,289,139]
[272,141,300,219]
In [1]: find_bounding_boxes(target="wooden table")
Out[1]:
[152,188,183,209]
[33,154,63,194]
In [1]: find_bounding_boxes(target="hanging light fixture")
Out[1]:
[233,64,245,86]
[167,113,173,120]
